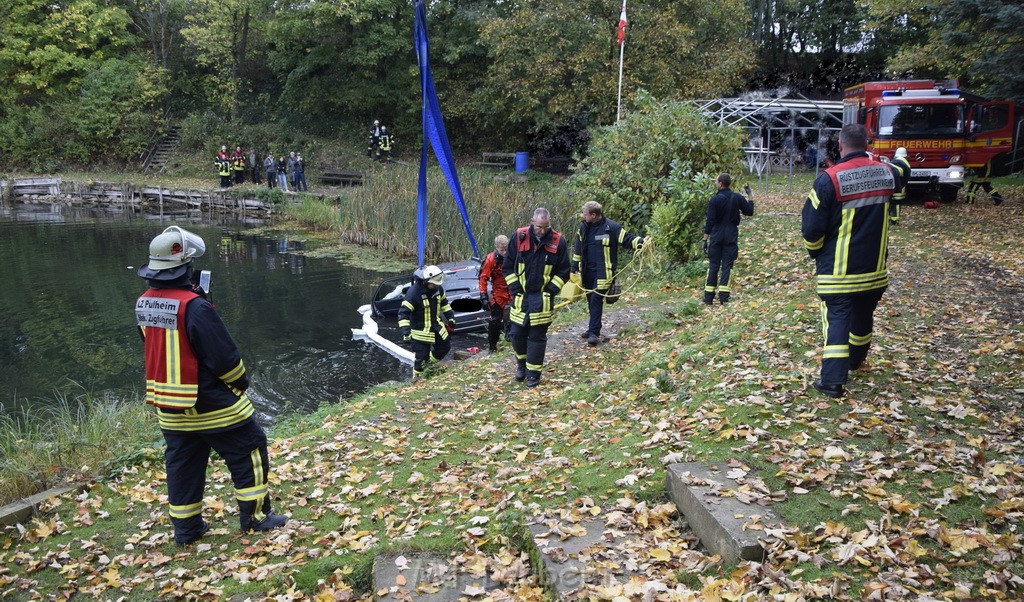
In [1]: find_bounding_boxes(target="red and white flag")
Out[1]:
[616,2,628,45]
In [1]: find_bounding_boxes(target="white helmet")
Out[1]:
[894,147,908,159]
[148,226,206,270]
[421,265,444,285]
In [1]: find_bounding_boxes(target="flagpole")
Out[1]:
[616,0,627,124]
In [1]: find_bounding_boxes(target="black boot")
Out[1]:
[175,519,210,546]
[240,512,289,533]
[812,380,844,399]
[514,361,526,382]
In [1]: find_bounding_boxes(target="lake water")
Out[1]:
[0,203,436,420]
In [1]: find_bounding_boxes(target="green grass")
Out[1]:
[0,390,158,505]
[1,173,1022,599]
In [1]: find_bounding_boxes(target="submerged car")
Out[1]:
[370,259,488,334]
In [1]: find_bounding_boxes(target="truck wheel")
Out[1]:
[939,185,960,203]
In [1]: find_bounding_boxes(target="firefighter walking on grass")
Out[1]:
[801,124,895,399]
[502,208,570,387]
[571,201,644,345]
[399,265,455,378]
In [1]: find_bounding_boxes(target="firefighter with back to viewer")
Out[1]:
[398,265,455,379]
[801,124,895,399]
[702,174,754,305]
[135,226,288,545]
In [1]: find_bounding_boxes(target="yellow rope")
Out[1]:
[555,238,657,308]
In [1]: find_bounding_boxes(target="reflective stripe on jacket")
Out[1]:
[398,282,455,342]
[572,217,642,290]
[802,152,894,295]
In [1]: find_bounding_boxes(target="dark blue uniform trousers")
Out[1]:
[410,334,451,375]
[163,420,272,542]
[818,289,885,386]
[705,241,738,303]
[582,270,606,336]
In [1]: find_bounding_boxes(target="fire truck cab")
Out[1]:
[843,80,1021,202]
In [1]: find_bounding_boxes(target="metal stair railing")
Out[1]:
[140,107,173,173]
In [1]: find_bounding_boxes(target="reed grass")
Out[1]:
[0,390,157,505]
[299,164,578,262]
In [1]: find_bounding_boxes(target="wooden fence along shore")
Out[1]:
[0,177,274,216]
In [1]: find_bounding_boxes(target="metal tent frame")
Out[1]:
[686,93,845,193]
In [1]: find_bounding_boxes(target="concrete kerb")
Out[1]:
[0,483,87,527]
[525,513,649,600]
[373,552,498,601]
[665,462,782,563]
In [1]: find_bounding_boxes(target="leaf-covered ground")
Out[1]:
[2,187,1022,601]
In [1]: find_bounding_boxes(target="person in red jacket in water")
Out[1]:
[479,235,511,353]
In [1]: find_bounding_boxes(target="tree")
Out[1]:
[0,0,164,169]
[180,0,275,121]
[869,0,1024,103]
[567,91,745,261]
[265,0,416,131]
[476,0,752,152]
[0,0,136,105]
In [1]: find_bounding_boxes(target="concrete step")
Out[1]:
[373,553,499,601]
[665,462,784,563]
[528,514,643,597]
[527,504,712,599]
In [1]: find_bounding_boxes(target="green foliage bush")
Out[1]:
[566,90,745,262]
[0,57,163,170]
[649,166,718,263]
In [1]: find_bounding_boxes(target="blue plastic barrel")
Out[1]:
[515,151,529,174]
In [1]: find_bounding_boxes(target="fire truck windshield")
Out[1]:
[878,104,964,138]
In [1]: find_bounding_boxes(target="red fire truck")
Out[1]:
[843,80,1022,202]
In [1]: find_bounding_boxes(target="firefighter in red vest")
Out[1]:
[478,235,511,353]
[502,208,571,387]
[136,226,287,545]
[802,124,895,399]
[232,145,246,185]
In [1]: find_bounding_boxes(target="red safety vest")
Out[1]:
[516,226,561,254]
[136,288,200,410]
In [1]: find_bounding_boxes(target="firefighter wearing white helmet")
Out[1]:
[136,226,288,545]
[368,119,383,157]
[888,147,912,225]
[398,264,455,378]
